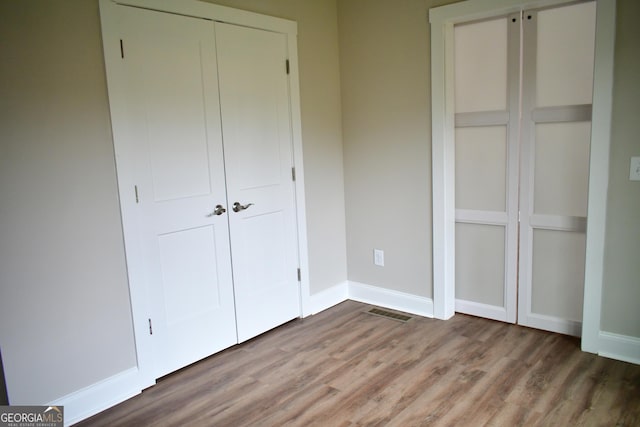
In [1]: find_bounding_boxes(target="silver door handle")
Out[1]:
[206,205,226,217]
[232,202,254,212]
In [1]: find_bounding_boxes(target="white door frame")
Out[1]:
[100,0,311,389]
[429,0,616,350]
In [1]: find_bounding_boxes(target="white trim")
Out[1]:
[455,110,510,127]
[110,0,296,33]
[582,0,616,353]
[529,214,587,232]
[430,14,455,320]
[306,282,349,316]
[504,13,521,326]
[598,332,640,365]
[455,299,508,322]
[531,104,592,123]
[348,281,434,318]
[430,0,617,356]
[99,0,156,390]
[48,367,142,427]
[429,0,579,24]
[283,18,312,320]
[455,209,509,225]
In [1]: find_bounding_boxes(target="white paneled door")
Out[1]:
[215,23,301,342]
[111,5,301,379]
[453,2,596,335]
[119,7,237,379]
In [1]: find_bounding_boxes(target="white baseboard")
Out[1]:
[347,281,434,318]
[306,281,349,316]
[48,366,143,426]
[598,331,640,365]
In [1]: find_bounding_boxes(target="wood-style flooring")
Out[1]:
[75,301,640,426]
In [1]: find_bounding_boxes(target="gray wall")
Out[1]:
[0,1,137,403]
[601,0,640,337]
[337,0,459,297]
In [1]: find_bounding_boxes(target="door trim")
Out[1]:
[99,0,310,389]
[429,0,616,349]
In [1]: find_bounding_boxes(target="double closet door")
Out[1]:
[107,5,301,379]
[453,1,596,336]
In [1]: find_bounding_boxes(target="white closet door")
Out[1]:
[215,23,301,342]
[518,2,596,336]
[119,7,237,378]
[453,15,520,323]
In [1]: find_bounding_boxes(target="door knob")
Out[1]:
[206,205,226,217]
[232,202,254,212]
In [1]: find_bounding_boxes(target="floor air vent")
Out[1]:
[366,308,412,322]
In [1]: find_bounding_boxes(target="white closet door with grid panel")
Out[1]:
[453,15,520,323]
[518,2,596,336]
[453,2,596,335]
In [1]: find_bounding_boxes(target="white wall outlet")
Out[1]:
[630,157,640,181]
[374,249,384,267]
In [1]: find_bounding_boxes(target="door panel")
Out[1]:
[120,7,237,378]
[531,229,586,322]
[455,126,507,211]
[215,22,300,342]
[534,122,591,217]
[535,2,596,108]
[455,223,506,307]
[454,17,508,113]
[143,40,214,202]
[158,227,222,323]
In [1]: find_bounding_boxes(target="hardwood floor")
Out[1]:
[76,301,640,426]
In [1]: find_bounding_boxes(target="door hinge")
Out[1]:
[148,318,153,335]
[120,39,124,58]
[286,59,290,75]
[134,185,139,203]
[297,268,301,281]
[518,211,521,222]
[291,167,296,181]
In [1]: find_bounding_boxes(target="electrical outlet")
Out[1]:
[374,249,384,267]
[630,157,640,181]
